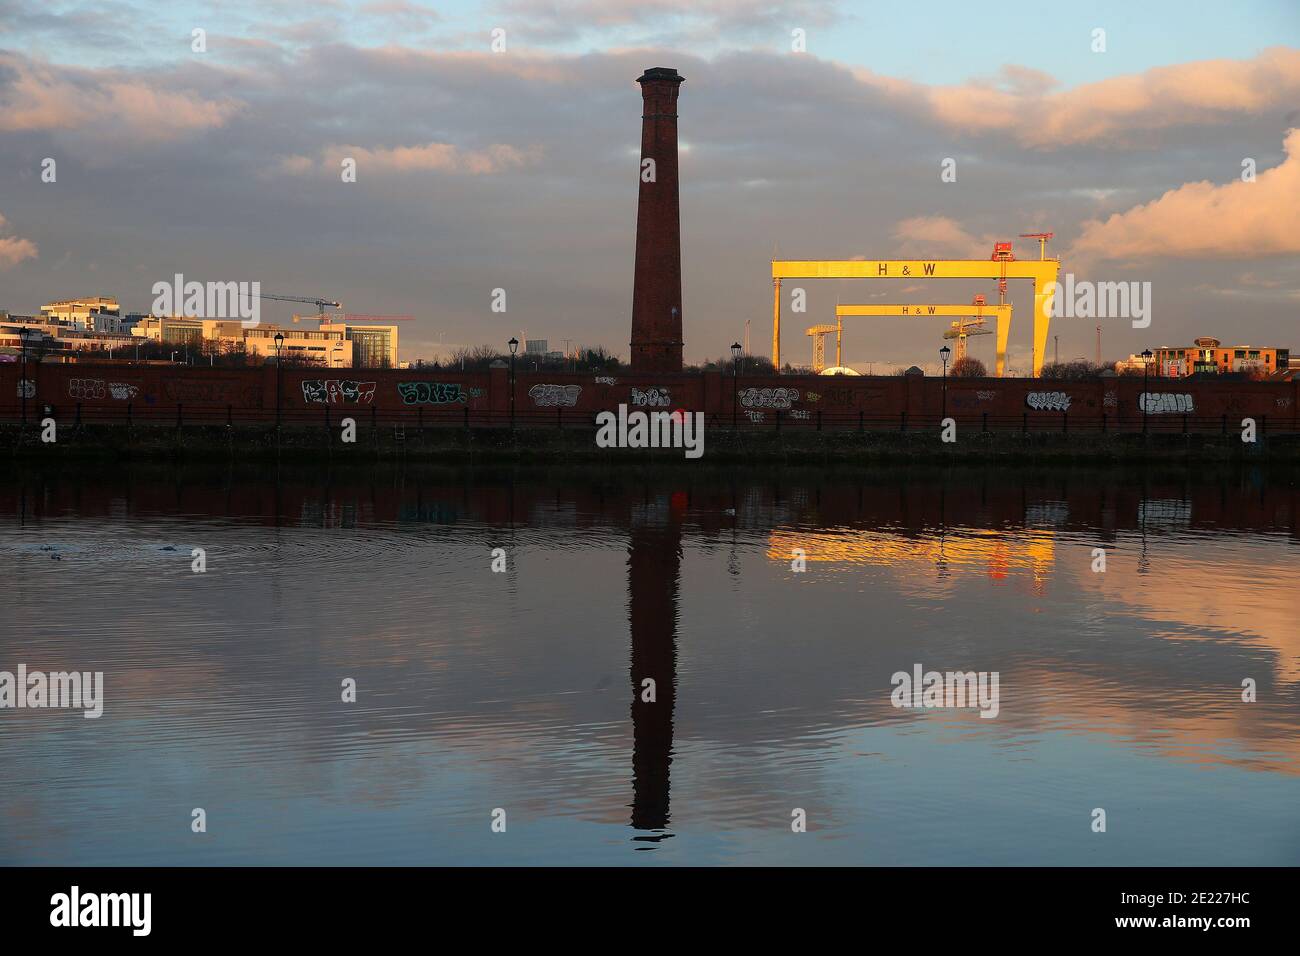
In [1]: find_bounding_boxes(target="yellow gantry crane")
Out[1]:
[805,316,842,373]
[835,297,1014,376]
[944,294,993,364]
[771,238,1059,375]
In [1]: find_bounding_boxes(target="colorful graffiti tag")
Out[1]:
[528,384,581,407]
[301,380,377,405]
[397,382,473,405]
[738,387,800,409]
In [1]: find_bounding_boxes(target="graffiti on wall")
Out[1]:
[301,380,377,405]
[68,379,104,400]
[630,386,671,407]
[1139,392,1194,414]
[1026,391,1072,412]
[16,380,35,399]
[163,379,260,406]
[738,387,800,409]
[595,376,618,385]
[64,378,142,401]
[528,384,581,407]
[952,390,1000,410]
[821,386,886,407]
[396,382,478,405]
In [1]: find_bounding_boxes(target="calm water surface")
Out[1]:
[1,462,1296,865]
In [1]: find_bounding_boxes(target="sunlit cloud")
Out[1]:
[0,52,243,143]
[0,213,39,269]
[1068,129,1300,263]
[853,47,1300,148]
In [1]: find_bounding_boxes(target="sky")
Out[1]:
[1,0,1298,370]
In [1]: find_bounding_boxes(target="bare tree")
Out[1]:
[950,356,987,378]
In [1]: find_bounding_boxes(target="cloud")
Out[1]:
[494,0,843,45]
[0,52,242,143]
[853,47,1300,148]
[892,216,996,258]
[359,1,441,29]
[1068,129,1300,263]
[0,213,38,269]
[280,141,544,176]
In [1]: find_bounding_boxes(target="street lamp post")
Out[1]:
[508,337,519,429]
[731,342,742,430]
[1141,348,1153,435]
[275,332,285,427]
[939,345,951,419]
[18,327,35,426]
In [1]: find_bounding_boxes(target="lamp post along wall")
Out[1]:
[731,342,742,429]
[274,332,284,426]
[19,328,32,426]
[940,345,950,418]
[1141,348,1153,435]
[508,337,519,429]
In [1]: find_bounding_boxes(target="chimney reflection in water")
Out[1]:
[626,491,684,841]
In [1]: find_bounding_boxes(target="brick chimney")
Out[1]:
[630,67,685,373]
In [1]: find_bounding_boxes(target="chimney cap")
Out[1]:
[638,67,684,85]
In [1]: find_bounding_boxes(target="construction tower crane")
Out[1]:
[258,292,341,319]
[805,317,842,373]
[1018,232,1055,261]
[942,295,993,363]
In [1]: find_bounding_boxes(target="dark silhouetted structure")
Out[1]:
[630,68,685,373]
[627,493,683,837]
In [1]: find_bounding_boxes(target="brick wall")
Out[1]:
[1,363,1296,431]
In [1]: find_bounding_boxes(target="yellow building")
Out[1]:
[40,297,122,332]
[131,318,356,367]
[319,321,399,369]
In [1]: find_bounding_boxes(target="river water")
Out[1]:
[0,462,1296,865]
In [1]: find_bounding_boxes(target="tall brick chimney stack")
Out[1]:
[630,67,685,373]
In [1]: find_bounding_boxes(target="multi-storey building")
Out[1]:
[1153,337,1290,377]
[40,297,122,333]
